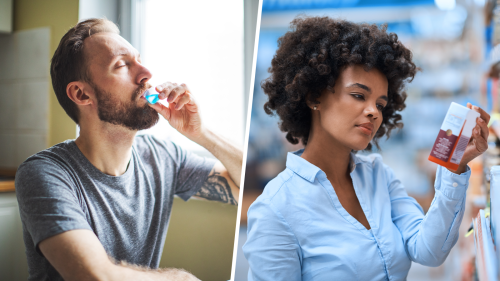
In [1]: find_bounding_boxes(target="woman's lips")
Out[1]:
[356,123,374,135]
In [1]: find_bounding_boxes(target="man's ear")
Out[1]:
[66,81,93,107]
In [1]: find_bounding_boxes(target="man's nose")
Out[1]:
[137,64,153,85]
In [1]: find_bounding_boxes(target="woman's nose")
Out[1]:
[365,104,379,118]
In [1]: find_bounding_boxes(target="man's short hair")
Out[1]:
[50,18,119,124]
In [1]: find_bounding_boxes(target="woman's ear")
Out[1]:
[66,81,93,107]
[306,92,320,111]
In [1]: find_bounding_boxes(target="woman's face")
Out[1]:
[315,64,389,151]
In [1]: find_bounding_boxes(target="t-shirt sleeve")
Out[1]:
[144,135,216,201]
[171,142,216,201]
[15,158,92,255]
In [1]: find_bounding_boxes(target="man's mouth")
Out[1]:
[141,88,155,99]
[134,84,152,100]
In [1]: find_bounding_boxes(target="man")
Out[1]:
[15,18,242,281]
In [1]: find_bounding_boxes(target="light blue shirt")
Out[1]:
[243,149,470,281]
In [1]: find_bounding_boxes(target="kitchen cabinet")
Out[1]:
[0,0,12,33]
[0,192,28,280]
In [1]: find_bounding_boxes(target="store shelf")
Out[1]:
[489,44,500,77]
[473,209,498,281]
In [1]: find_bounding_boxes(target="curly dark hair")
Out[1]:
[262,16,418,150]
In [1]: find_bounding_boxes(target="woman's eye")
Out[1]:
[352,94,364,100]
[377,104,385,110]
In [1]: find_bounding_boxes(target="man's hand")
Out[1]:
[39,229,200,281]
[147,82,204,142]
[148,82,243,191]
[450,103,490,174]
[191,132,242,205]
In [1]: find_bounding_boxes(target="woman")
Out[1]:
[243,17,490,280]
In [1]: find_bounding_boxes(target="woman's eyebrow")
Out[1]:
[347,83,371,92]
[347,83,388,101]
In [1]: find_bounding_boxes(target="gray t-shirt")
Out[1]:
[15,134,216,281]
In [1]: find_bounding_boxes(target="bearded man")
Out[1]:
[15,18,242,281]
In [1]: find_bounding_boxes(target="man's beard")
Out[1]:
[92,82,159,131]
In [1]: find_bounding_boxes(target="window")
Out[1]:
[138,0,245,154]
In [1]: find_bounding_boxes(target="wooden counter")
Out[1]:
[0,168,16,192]
[0,180,15,192]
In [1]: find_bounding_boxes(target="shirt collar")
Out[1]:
[286,149,361,182]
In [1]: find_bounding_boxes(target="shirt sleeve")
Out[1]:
[143,135,216,201]
[168,141,216,201]
[243,198,302,281]
[388,163,470,266]
[15,158,92,255]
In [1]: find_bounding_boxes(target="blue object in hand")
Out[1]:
[145,89,159,104]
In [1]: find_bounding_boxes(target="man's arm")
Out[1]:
[147,82,243,205]
[194,161,240,205]
[39,229,199,281]
[193,130,242,205]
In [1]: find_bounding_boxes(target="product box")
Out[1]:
[428,102,480,170]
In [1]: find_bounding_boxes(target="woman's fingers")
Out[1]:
[477,117,489,140]
[470,104,491,124]
[467,104,490,153]
[472,124,488,153]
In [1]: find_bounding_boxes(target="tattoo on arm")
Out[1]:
[195,172,237,205]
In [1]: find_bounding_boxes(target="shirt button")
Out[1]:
[452,182,458,187]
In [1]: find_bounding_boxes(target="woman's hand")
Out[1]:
[147,82,205,142]
[452,103,490,174]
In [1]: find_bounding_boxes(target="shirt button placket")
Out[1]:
[373,234,391,280]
